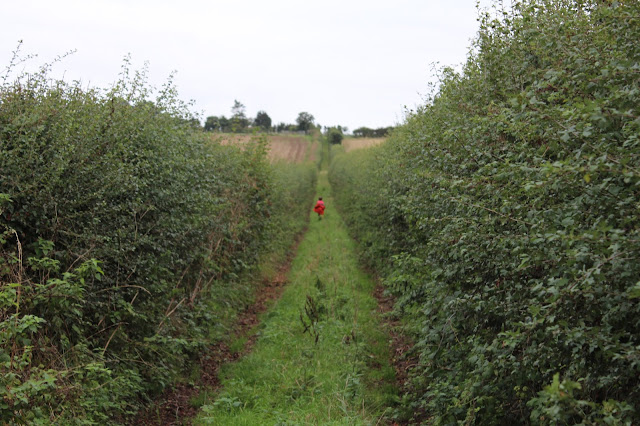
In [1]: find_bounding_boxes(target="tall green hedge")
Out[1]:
[0,59,315,423]
[330,0,640,423]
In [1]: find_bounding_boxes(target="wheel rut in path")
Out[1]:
[134,231,306,425]
[193,170,399,424]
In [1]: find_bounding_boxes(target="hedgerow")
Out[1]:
[330,0,640,423]
[0,54,316,423]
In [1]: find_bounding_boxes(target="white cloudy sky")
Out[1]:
[1,0,493,131]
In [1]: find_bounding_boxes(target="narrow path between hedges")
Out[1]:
[134,234,303,425]
[191,170,398,425]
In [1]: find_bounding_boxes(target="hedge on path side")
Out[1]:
[0,54,313,423]
[330,0,640,423]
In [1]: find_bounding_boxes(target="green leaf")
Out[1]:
[628,282,640,299]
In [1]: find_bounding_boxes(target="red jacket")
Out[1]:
[313,200,325,215]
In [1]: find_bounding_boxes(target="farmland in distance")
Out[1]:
[210,133,319,164]
[342,137,386,152]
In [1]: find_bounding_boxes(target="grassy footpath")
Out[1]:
[194,169,397,425]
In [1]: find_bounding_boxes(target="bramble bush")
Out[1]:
[330,0,640,423]
[0,50,316,423]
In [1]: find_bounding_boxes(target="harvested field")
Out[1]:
[342,137,387,152]
[209,133,316,164]
[307,140,320,164]
[267,135,312,164]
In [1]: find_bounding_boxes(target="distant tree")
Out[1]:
[204,116,220,132]
[374,126,394,137]
[254,111,272,131]
[274,121,304,133]
[219,116,231,132]
[326,126,343,145]
[353,127,374,137]
[204,115,234,132]
[231,100,249,132]
[231,100,246,118]
[353,126,394,137]
[296,112,315,134]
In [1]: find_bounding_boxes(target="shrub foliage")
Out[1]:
[0,57,316,422]
[330,0,640,423]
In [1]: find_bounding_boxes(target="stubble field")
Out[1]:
[341,137,386,152]
[211,133,318,164]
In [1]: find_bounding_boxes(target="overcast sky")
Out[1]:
[1,0,493,131]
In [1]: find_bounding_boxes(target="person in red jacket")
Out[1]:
[313,197,325,220]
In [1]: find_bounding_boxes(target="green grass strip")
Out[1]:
[194,169,396,425]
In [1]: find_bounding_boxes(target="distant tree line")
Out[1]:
[352,126,394,138]
[203,101,391,139]
[204,101,316,134]
[204,100,252,133]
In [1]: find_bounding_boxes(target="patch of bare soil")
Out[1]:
[133,233,305,425]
